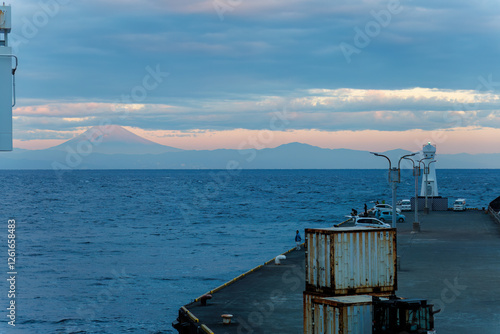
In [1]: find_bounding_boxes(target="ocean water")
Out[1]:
[0,169,499,333]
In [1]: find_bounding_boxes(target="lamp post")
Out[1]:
[403,157,421,232]
[371,152,416,228]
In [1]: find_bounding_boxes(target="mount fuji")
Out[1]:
[48,125,181,155]
[1,126,500,169]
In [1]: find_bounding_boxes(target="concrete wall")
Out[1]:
[411,197,448,211]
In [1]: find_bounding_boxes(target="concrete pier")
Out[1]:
[175,211,500,334]
[397,210,500,334]
[177,247,306,334]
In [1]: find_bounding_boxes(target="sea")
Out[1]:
[0,169,499,333]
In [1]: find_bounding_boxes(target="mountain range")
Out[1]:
[1,125,500,169]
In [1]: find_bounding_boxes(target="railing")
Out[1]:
[488,205,500,224]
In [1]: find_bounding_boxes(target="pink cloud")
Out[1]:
[14,126,500,154]
[123,127,500,154]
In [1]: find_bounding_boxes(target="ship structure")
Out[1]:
[0,4,16,152]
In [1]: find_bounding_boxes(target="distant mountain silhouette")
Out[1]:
[1,126,499,169]
[48,125,181,155]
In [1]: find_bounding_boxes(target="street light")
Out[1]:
[371,152,417,228]
[403,156,422,232]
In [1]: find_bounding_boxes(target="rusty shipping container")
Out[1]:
[304,293,373,334]
[305,227,397,295]
[303,291,325,332]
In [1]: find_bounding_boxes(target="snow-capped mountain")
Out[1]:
[48,125,181,155]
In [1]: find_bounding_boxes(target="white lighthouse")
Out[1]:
[420,142,438,197]
[0,4,16,151]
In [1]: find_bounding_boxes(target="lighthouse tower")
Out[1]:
[420,142,438,197]
[0,4,15,151]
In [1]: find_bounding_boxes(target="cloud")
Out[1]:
[298,87,500,112]
[11,86,500,140]
[80,0,368,17]
[12,0,500,105]
[9,0,500,151]
[15,126,500,155]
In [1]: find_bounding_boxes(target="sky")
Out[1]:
[7,0,500,153]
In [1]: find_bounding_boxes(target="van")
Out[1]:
[453,199,466,211]
[399,199,411,211]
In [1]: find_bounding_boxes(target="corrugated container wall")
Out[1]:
[304,293,373,334]
[303,291,322,332]
[305,227,397,295]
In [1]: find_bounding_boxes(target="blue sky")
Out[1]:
[9,0,500,153]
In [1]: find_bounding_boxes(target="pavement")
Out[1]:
[397,210,500,334]
[181,210,500,334]
[183,246,306,334]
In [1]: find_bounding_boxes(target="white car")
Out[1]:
[353,216,391,229]
[372,204,402,213]
[453,199,466,211]
[398,199,412,211]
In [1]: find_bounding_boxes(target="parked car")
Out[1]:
[372,203,402,213]
[453,198,467,211]
[398,199,412,211]
[353,216,391,228]
[376,210,406,223]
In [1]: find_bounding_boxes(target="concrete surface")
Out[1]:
[182,211,500,334]
[397,210,500,334]
[184,246,305,334]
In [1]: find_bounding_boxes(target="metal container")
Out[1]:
[303,291,323,331]
[304,293,373,334]
[305,227,397,295]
